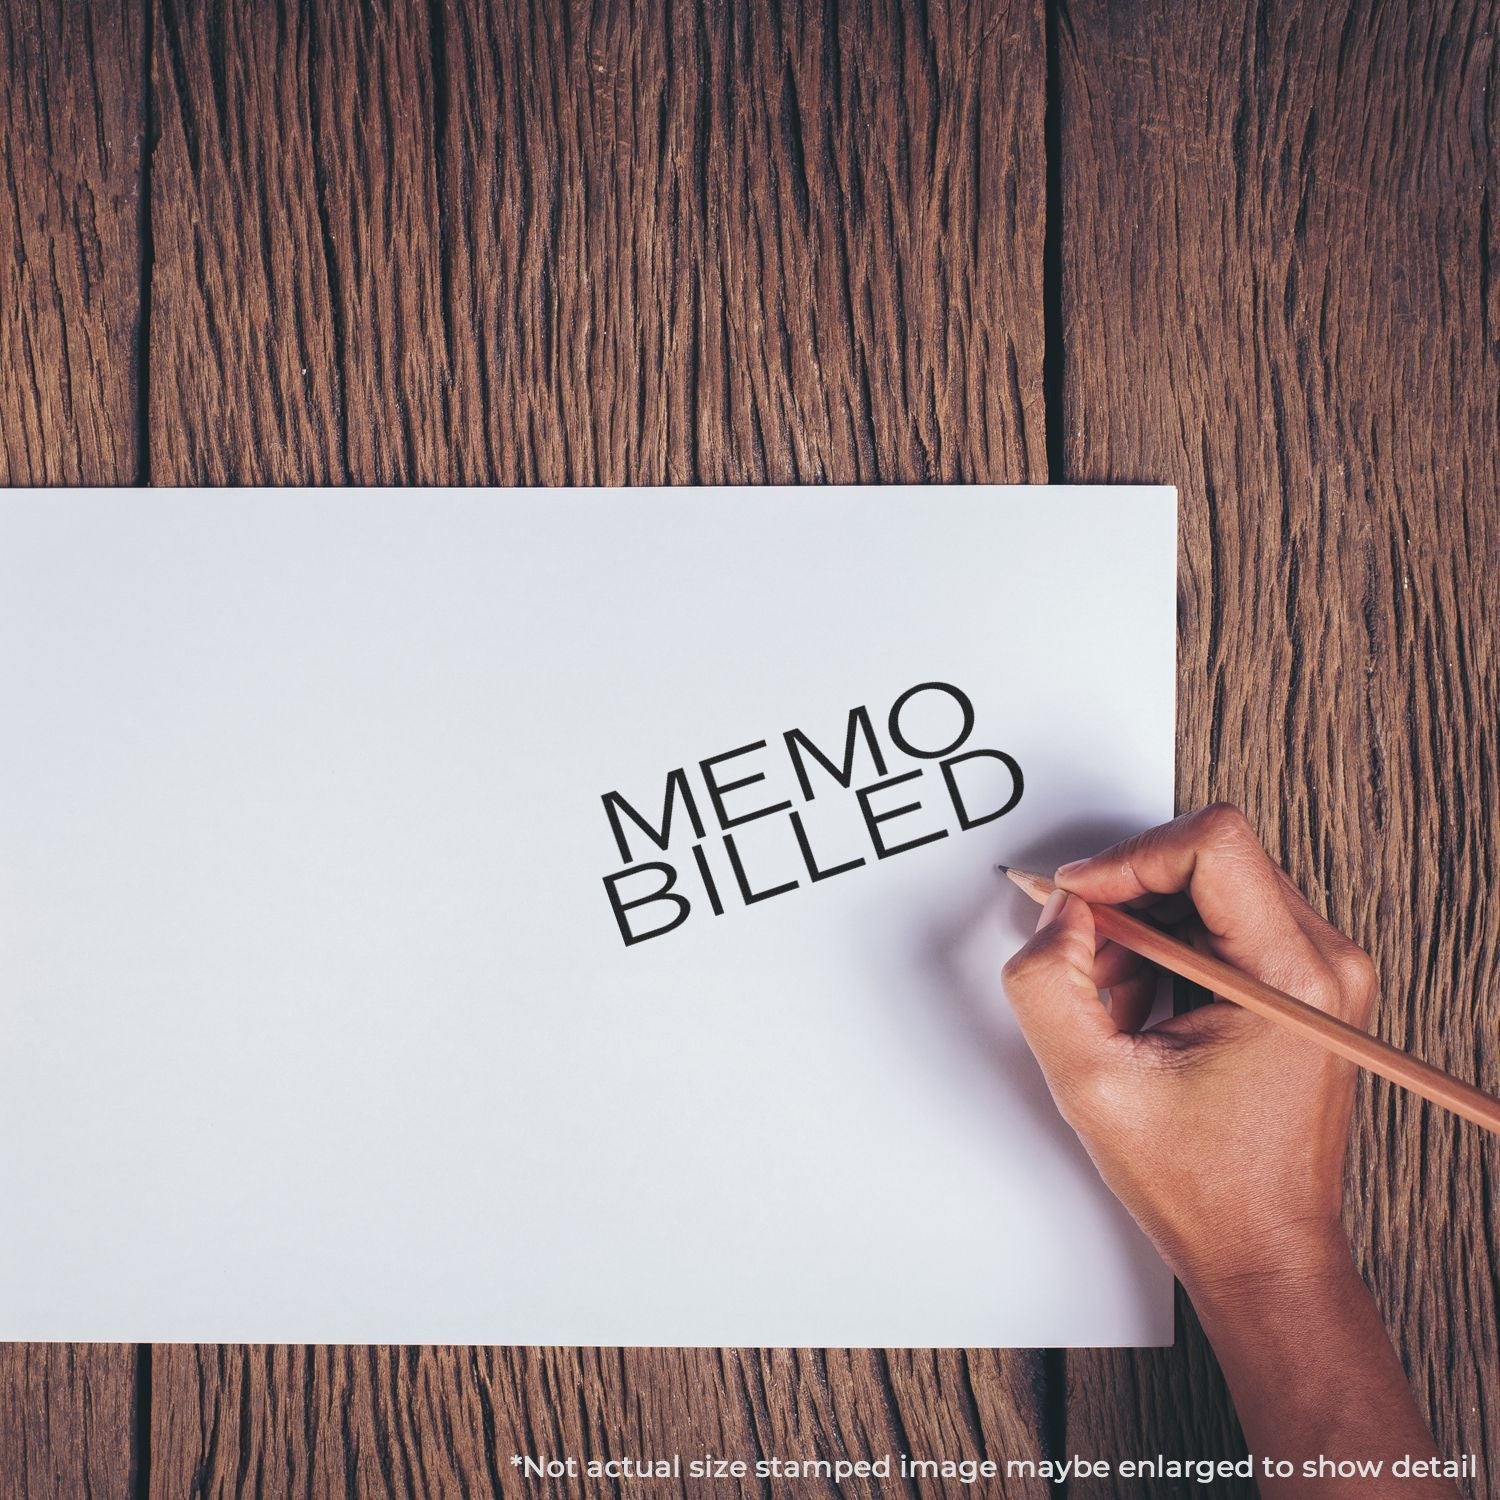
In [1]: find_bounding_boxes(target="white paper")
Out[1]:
[0,484,1176,1346]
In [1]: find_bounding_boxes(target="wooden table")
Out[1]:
[3,2,1495,1494]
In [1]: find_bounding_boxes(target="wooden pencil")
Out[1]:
[1000,865,1500,1138]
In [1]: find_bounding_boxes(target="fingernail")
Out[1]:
[1055,859,1085,883]
[1037,889,1068,930]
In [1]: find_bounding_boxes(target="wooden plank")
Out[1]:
[0,1346,141,1500]
[1058,0,1499,1491]
[1,0,145,1493]
[434,0,1047,485]
[1,0,143,481]
[149,0,345,483]
[146,1,1052,1493]
[151,1347,1047,1496]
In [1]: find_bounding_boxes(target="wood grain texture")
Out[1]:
[1058,0,1499,1494]
[149,0,1048,490]
[1,1,143,1494]
[145,1,1052,1494]
[429,0,1047,485]
[1,0,143,481]
[0,1346,140,1500]
[150,1347,1048,1498]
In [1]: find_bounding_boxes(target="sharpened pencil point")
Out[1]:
[994,862,1010,875]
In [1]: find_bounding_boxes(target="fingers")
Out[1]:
[1090,940,1156,1031]
[1091,939,1145,989]
[1053,803,1346,1010]
[1054,804,1281,938]
[1107,971,1158,1033]
[1130,891,1197,928]
[1001,892,1119,1082]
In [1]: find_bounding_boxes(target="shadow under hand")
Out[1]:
[919,810,1145,1174]
[916,792,1173,1320]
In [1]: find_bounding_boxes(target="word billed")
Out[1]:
[600,681,1023,946]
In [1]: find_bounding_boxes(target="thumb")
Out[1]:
[1001,892,1118,1081]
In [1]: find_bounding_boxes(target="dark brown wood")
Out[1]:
[149,1347,1048,1498]
[144,1,1051,1494]
[0,1346,140,1500]
[1,0,143,482]
[1058,1,1500,1494]
[0,1,144,1493]
[151,0,1047,490]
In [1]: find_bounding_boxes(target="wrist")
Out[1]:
[1173,1219,1357,1317]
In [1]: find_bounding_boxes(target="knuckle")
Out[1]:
[1001,946,1045,989]
[1301,970,1345,1013]
[1198,800,1255,847]
[1004,924,1071,981]
[1331,945,1378,1004]
[1115,850,1149,892]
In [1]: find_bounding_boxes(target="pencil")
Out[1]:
[999,865,1500,1138]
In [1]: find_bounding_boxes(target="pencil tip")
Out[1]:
[993,862,1010,875]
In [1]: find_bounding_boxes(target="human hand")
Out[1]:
[1000,803,1375,1298]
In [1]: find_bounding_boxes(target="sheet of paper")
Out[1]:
[0,484,1176,1346]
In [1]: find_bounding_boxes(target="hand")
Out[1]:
[1002,805,1457,1496]
[1001,802,1375,1297]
